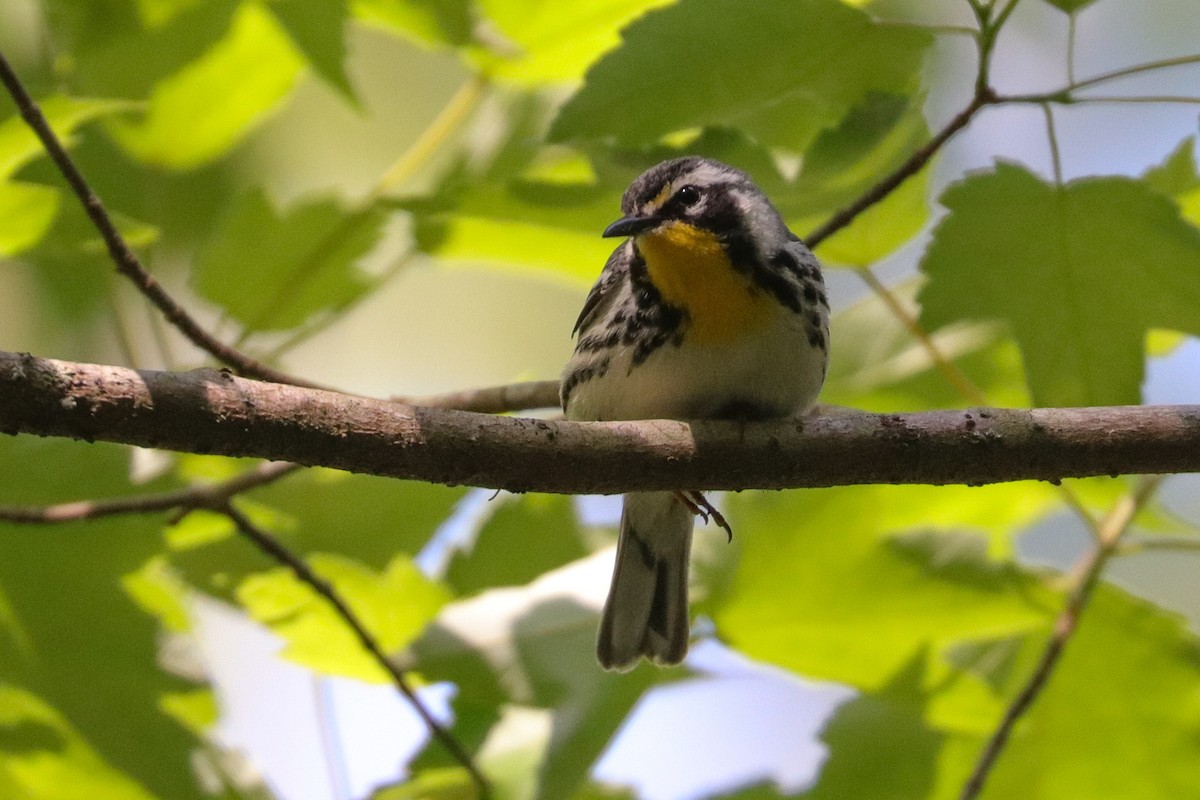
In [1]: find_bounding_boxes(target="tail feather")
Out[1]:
[597,492,694,671]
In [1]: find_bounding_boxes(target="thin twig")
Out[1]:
[1041,103,1063,185]
[1116,535,1200,555]
[1064,53,1200,93]
[957,475,1165,800]
[806,88,997,248]
[219,503,490,799]
[0,461,300,524]
[396,379,562,413]
[854,269,989,405]
[0,48,323,390]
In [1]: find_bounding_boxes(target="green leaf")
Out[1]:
[918,163,1200,407]
[471,0,674,84]
[1142,136,1200,227]
[269,0,359,102]
[978,586,1200,798]
[0,438,208,799]
[194,190,385,332]
[351,0,477,48]
[121,556,192,634]
[0,685,160,800]
[168,472,464,605]
[135,0,209,28]
[236,553,452,681]
[157,688,218,739]
[813,166,929,267]
[801,652,943,799]
[372,767,477,800]
[0,182,60,256]
[406,576,670,797]
[1143,137,1197,196]
[0,95,135,180]
[446,494,588,595]
[550,0,931,151]
[1043,0,1099,13]
[820,279,1031,412]
[783,92,931,229]
[715,485,1060,690]
[53,0,242,98]
[107,1,305,169]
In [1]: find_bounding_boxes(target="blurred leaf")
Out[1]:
[801,652,942,799]
[351,0,477,48]
[919,163,1200,407]
[1142,136,1200,227]
[783,92,931,227]
[0,685,160,800]
[0,95,135,179]
[121,556,192,634]
[269,0,358,102]
[0,438,207,799]
[550,0,930,151]
[135,0,208,28]
[157,688,218,739]
[447,494,588,594]
[821,279,1029,412]
[0,182,59,256]
[165,508,237,551]
[979,586,1200,798]
[1142,136,1197,196]
[107,1,305,169]
[407,588,670,797]
[372,767,477,799]
[194,190,385,332]
[715,486,1060,690]
[236,552,451,681]
[1043,0,1099,13]
[402,92,623,283]
[813,166,929,267]
[52,0,241,98]
[472,0,674,84]
[168,472,464,604]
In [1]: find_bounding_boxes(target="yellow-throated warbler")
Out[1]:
[561,157,830,670]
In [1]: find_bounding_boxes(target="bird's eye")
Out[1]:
[675,185,701,207]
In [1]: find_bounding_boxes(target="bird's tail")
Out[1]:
[597,491,694,671]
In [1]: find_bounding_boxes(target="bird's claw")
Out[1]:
[674,490,733,542]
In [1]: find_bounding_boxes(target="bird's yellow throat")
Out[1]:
[636,222,771,345]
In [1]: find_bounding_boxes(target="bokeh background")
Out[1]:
[1,1,1199,799]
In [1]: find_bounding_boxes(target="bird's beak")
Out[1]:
[602,213,660,238]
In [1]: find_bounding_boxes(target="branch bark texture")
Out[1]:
[2,351,1197,493]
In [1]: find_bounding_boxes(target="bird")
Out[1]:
[560,156,830,671]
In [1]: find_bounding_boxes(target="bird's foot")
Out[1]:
[674,490,733,542]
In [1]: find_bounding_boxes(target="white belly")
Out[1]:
[565,307,825,422]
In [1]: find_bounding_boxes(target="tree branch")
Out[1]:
[2,351,1197,494]
[0,460,299,523]
[958,475,1163,800]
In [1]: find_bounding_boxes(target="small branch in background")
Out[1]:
[853,269,989,405]
[0,460,300,524]
[1116,535,1200,555]
[0,48,323,390]
[397,380,562,414]
[805,89,996,248]
[957,475,1165,800]
[218,503,490,800]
